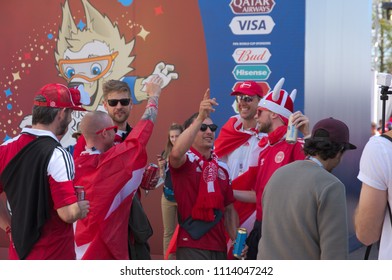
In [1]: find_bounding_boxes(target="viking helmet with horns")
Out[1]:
[257,78,297,124]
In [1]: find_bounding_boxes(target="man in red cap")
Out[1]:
[214,81,265,247]
[0,83,90,259]
[232,78,310,259]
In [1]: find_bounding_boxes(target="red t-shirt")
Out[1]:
[255,137,305,221]
[0,129,77,260]
[170,152,235,252]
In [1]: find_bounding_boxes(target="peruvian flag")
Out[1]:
[73,120,153,259]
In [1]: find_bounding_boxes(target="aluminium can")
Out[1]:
[233,228,247,259]
[74,186,85,201]
[286,114,298,144]
[140,163,159,190]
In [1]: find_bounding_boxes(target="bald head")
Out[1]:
[80,111,114,142]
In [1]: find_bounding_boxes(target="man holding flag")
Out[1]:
[73,75,163,259]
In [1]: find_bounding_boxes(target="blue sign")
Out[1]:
[198,0,305,129]
[232,65,271,80]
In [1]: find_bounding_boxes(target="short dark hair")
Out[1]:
[183,112,199,129]
[32,95,61,125]
[303,129,346,160]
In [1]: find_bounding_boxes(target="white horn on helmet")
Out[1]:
[272,78,285,101]
[290,89,297,103]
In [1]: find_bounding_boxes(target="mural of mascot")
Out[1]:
[21,0,178,146]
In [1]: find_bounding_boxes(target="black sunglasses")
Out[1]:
[200,123,218,132]
[236,95,254,103]
[107,98,131,107]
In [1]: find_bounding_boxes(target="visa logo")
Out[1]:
[229,16,275,35]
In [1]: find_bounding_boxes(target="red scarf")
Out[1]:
[258,125,287,148]
[189,147,224,222]
[214,116,255,158]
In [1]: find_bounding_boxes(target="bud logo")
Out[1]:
[230,0,276,14]
[232,48,271,64]
[229,16,275,35]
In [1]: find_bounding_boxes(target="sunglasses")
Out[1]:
[95,125,118,135]
[107,98,131,107]
[236,95,254,103]
[200,124,218,132]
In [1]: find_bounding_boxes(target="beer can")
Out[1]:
[286,114,298,144]
[140,163,159,190]
[233,228,247,259]
[74,186,85,201]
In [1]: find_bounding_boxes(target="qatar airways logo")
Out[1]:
[230,0,276,14]
[232,47,271,64]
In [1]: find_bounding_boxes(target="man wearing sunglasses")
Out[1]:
[73,80,134,159]
[169,89,239,260]
[73,75,163,259]
[214,81,265,257]
[231,78,310,259]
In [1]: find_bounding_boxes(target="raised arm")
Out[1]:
[170,89,218,168]
[141,75,163,123]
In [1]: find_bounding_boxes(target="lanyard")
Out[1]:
[307,156,324,169]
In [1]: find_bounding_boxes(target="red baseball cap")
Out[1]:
[33,83,87,111]
[230,81,264,97]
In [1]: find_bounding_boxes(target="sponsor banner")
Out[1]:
[232,47,271,64]
[198,0,305,128]
[232,65,271,80]
[229,16,275,35]
[230,0,276,14]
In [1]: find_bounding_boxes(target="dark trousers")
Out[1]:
[245,220,262,260]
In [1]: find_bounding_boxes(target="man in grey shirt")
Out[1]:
[257,117,356,260]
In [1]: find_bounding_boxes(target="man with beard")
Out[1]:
[73,79,155,259]
[232,78,310,259]
[73,80,134,158]
[213,81,264,257]
[0,83,90,259]
[73,76,163,259]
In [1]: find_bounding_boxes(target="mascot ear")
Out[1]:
[59,0,78,39]
[83,0,114,37]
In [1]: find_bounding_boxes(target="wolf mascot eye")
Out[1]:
[65,67,75,79]
[91,64,102,76]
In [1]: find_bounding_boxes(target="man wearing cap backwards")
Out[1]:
[232,78,310,259]
[258,118,356,259]
[0,83,90,259]
[73,76,163,259]
[355,125,392,259]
